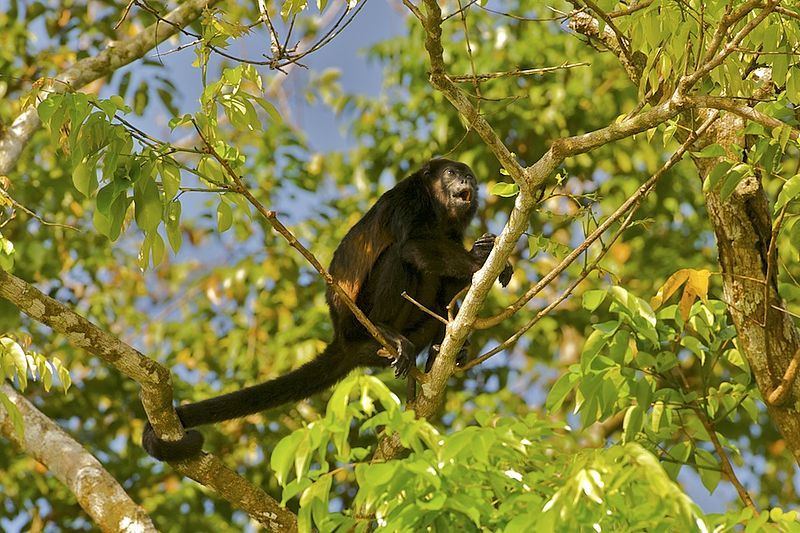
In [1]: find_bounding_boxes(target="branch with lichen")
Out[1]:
[0,269,297,530]
[0,383,158,532]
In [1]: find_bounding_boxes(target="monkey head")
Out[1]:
[426,158,479,221]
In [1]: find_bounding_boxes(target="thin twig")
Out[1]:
[449,62,589,82]
[0,189,80,232]
[608,0,654,18]
[582,0,632,62]
[401,291,448,325]
[680,368,758,512]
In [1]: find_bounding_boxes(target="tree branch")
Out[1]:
[0,269,297,530]
[0,383,157,532]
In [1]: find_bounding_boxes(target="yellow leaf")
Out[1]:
[678,269,712,321]
[687,269,711,304]
[650,269,690,309]
[679,284,696,321]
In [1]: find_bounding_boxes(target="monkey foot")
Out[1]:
[425,340,469,372]
[376,326,416,378]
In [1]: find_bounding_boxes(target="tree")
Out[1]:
[1,0,799,530]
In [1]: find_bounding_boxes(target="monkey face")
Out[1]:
[428,159,479,220]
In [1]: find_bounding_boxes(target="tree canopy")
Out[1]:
[1,0,800,531]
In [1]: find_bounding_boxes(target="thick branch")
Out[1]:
[694,94,800,466]
[0,384,156,532]
[0,269,297,530]
[0,0,222,176]
[686,95,800,140]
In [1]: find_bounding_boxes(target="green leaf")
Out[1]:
[159,162,182,200]
[702,160,733,192]
[255,97,282,124]
[53,357,71,393]
[165,201,183,253]
[1,338,28,390]
[490,182,519,197]
[775,174,800,213]
[97,99,118,119]
[581,329,610,371]
[271,432,301,486]
[134,177,162,232]
[0,392,24,441]
[695,448,721,492]
[651,401,665,431]
[148,231,166,267]
[582,289,607,312]
[546,372,576,412]
[72,160,96,197]
[622,405,644,443]
[216,200,233,232]
[719,163,751,201]
[37,95,63,124]
[694,143,726,158]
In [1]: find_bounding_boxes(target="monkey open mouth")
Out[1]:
[452,188,473,204]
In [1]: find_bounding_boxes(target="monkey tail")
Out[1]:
[142,344,360,461]
[180,343,359,428]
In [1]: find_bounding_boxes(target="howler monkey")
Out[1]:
[142,158,512,461]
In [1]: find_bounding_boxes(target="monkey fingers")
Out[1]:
[499,263,513,287]
[473,232,497,248]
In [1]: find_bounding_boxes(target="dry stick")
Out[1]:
[401,291,449,325]
[767,347,800,406]
[776,6,800,21]
[448,62,589,82]
[0,188,80,231]
[190,122,425,382]
[581,0,632,62]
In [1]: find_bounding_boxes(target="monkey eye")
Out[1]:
[445,168,454,176]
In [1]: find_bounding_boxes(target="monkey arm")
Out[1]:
[399,238,483,280]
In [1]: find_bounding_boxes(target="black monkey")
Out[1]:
[142,158,512,460]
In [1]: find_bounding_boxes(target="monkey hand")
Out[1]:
[142,421,204,461]
[472,233,513,286]
[470,232,497,263]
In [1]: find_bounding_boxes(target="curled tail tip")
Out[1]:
[142,423,204,462]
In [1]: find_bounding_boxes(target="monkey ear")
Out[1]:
[421,160,434,178]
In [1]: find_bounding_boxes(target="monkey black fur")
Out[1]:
[142,158,512,461]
